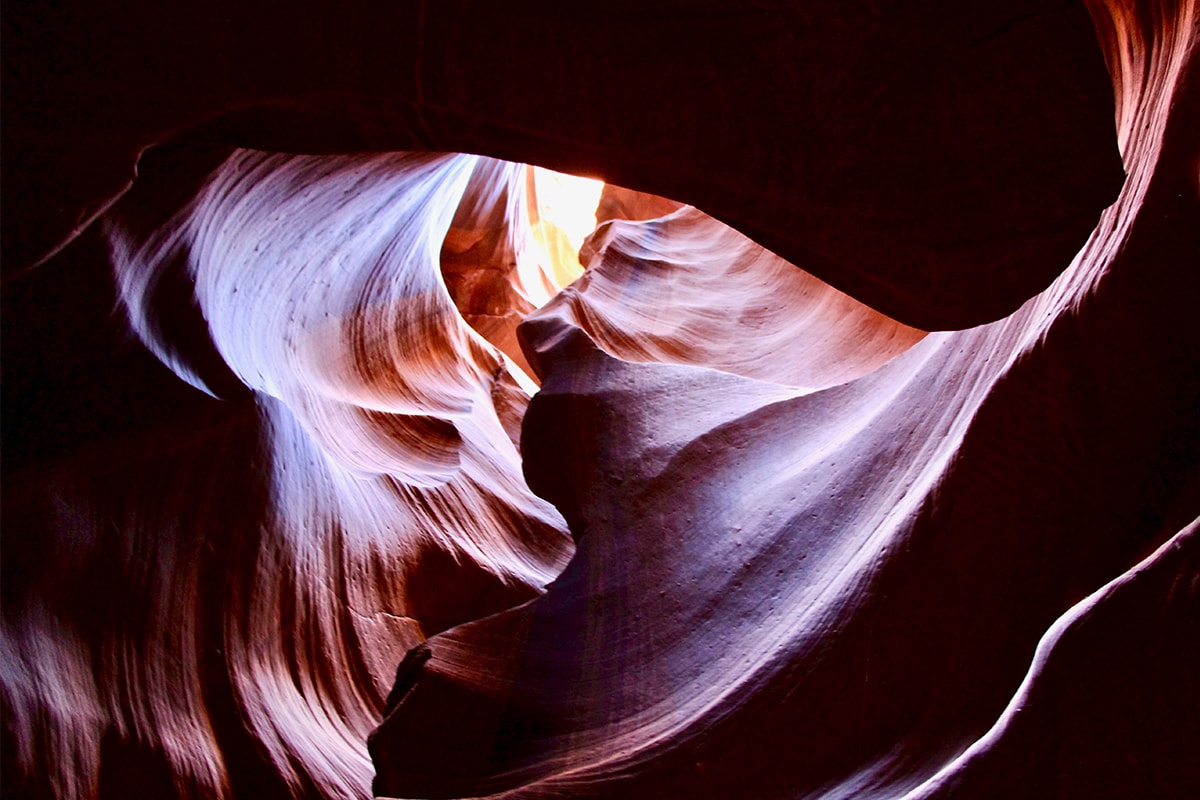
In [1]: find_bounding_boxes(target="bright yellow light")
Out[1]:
[533,167,604,250]
[530,167,604,287]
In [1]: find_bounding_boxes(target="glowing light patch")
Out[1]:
[530,167,604,288]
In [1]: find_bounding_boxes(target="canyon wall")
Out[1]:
[2,1,1197,798]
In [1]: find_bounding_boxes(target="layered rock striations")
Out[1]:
[2,0,1198,799]
[2,149,573,799]
[4,0,1124,329]
[370,3,1200,784]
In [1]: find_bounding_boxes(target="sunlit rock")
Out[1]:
[4,0,1125,329]
[2,1,1197,799]
[370,0,1199,795]
[2,149,573,800]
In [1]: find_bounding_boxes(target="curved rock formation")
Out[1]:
[2,0,1198,799]
[368,1,1199,794]
[2,149,573,800]
[4,0,1125,329]
[568,206,925,389]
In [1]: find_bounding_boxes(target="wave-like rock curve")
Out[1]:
[1,0,1197,798]
[2,149,573,799]
[369,0,1199,796]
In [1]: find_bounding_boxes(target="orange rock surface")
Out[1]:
[2,2,1196,799]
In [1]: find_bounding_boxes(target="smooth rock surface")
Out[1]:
[2,1,1197,799]
[3,0,1125,329]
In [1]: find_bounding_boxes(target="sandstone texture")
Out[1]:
[2,1,1197,799]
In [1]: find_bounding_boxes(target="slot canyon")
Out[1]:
[2,1,1198,798]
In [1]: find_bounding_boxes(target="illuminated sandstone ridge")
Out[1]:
[440,161,604,382]
[2,1,1198,799]
[3,150,575,800]
[5,0,1126,330]
[371,1,1200,787]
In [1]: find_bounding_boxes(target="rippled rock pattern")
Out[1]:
[2,1,1197,799]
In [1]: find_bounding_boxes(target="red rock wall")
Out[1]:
[2,1,1197,798]
[3,148,574,800]
[4,0,1125,330]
